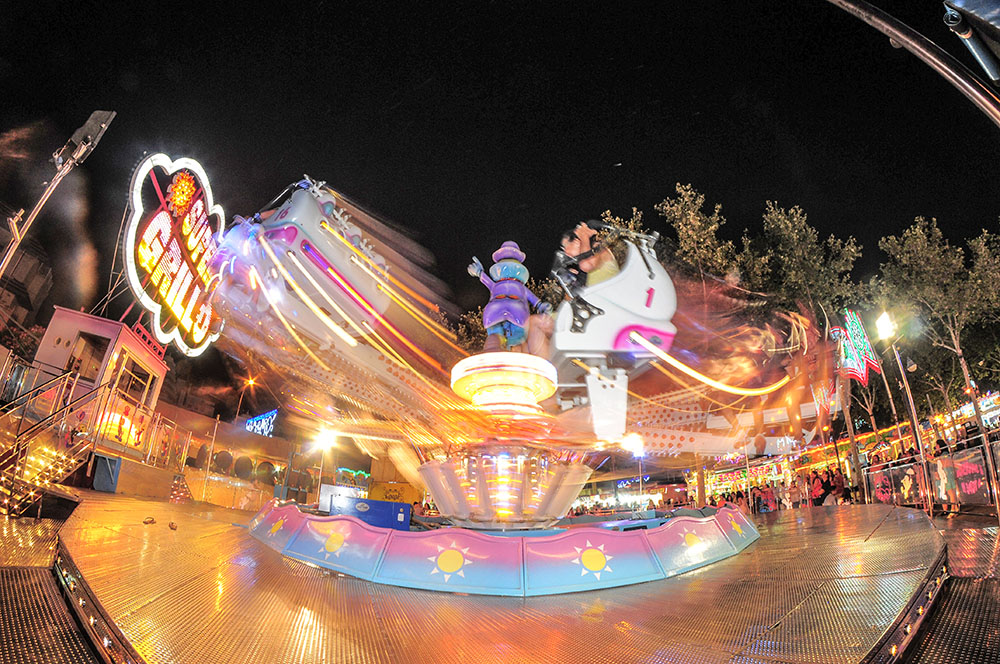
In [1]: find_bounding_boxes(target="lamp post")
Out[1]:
[876,313,932,516]
[0,111,115,281]
[235,377,255,422]
[312,429,338,508]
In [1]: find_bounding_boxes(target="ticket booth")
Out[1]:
[32,306,168,409]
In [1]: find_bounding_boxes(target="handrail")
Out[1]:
[14,382,112,444]
[0,371,75,415]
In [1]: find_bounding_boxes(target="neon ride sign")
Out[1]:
[832,309,880,386]
[245,409,278,437]
[125,154,224,356]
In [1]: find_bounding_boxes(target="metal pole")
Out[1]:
[985,435,1000,526]
[744,449,752,509]
[638,456,644,507]
[202,415,220,503]
[317,448,325,505]
[179,431,192,472]
[823,0,1000,129]
[863,465,872,505]
[891,342,932,518]
[838,376,863,502]
[874,355,904,447]
[0,169,72,280]
[235,386,246,424]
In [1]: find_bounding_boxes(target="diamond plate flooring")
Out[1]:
[902,578,1000,663]
[938,526,1000,578]
[56,494,945,664]
[0,516,62,567]
[0,567,100,664]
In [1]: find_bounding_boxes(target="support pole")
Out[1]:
[696,463,706,508]
[839,377,863,502]
[202,415,220,503]
[927,393,944,444]
[0,112,115,280]
[891,342,932,517]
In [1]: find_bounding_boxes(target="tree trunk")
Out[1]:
[866,411,879,438]
[956,345,987,441]
[939,387,955,423]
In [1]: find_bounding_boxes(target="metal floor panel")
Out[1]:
[902,578,1000,664]
[0,516,62,567]
[58,495,945,664]
[938,526,1000,578]
[0,567,100,664]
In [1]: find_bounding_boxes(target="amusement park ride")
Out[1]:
[195,169,807,531]
[86,153,827,595]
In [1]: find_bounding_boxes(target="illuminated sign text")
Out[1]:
[125,154,224,356]
[246,409,279,437]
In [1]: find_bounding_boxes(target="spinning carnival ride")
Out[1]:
[204,176,816,535]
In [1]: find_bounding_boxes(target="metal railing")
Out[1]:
[1,377,206,515]
[863,432,1000,523]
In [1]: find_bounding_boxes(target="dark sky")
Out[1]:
[3,1,1000,315]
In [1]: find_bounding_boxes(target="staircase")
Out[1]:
[0,376,110,517]
[170,474,194,504]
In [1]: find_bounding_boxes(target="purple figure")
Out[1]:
[468,241,551,350]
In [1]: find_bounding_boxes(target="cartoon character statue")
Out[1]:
[468,241,551,351]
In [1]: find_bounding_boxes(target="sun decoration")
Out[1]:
[167,170,197,218]
[728,517,743,536]
[428,541,474,582]
[319,530,347,559]
[679,527,708,554]
[572,540,613,580]
[268,517,285,536]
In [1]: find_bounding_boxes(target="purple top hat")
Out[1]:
[492,240,525,263]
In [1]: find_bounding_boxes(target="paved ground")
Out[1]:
[58,494,943,664]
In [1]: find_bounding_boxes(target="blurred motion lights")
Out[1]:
[451,352,557,413]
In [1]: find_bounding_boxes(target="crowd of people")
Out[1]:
[708,466,854,514]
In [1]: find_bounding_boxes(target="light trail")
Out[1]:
[350,255,467,355]
[285,250,370,339]
[248,266,331,371]
[257,236,358,347]
[319,220,439,311]
[630,332,790,397]
[301,241,446,374]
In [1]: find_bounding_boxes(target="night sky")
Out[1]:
[4,1,1000,317]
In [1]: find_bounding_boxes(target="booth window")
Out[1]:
[67,333,110,382]
[118,355,154,406]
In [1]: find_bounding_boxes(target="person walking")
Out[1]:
[811,471,824,506]
[832,468,845,504]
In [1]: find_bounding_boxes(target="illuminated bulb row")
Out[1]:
[887,566,947,659]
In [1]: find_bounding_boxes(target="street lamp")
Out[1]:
[876,312,931,516]
[0,111,115,281]
[235,377,255,420]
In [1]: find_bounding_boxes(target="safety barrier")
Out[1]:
[249,499,760,596]
[864,433,1000,521]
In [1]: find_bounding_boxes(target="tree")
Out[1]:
[655,185,861,331]
[878,217,1000,435]
[654,183,738,279]
[917,351,962,423]
[750,202,861,327]
[851,379,882,434]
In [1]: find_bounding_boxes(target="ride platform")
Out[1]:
[51,491,946,664]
